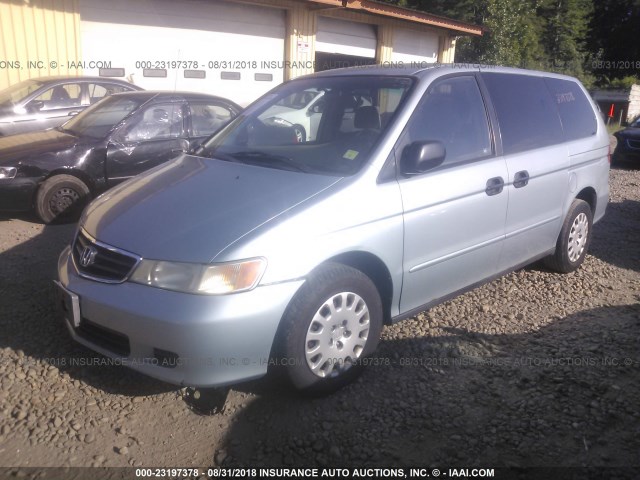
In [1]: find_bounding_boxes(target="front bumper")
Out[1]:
[57,245,304,388]
[613,139,640,163]
[0,177,38,211]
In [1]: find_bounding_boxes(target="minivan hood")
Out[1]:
[0,129,78,164]
[83,155,342,263]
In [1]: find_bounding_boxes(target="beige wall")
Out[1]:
[0,0,466,91]
[0,0,82,90]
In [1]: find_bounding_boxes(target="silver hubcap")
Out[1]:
[568,212,589,262]
[304,291,370,378]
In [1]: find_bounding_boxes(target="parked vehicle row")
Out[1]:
[54,65,610,395]
[0,76,142,136]
[0,90,241,222]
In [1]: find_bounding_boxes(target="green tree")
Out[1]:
[588,0,640,85]
[476,0,540,67]
[538,0,593,79]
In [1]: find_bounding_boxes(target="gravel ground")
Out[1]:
[0,166,638,474]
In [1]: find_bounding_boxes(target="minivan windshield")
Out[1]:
[196,76,413,176]
[60,95,143,138]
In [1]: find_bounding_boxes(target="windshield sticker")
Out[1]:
[343,149,359,160]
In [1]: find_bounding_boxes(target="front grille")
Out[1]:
[77,318,131,357]
[627,139,640,150]
[73,230,139,283]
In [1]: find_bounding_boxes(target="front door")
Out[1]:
[397,74,509,314]
[15,82,84,134]
[106,102,188,185]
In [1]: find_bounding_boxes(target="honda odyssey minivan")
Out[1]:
[56,65,609,394]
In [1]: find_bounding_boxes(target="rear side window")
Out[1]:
[482,73,563,155]
[544,78,597,141]
[88,83,132,104]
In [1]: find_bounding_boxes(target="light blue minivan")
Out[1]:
[56,65,609,394]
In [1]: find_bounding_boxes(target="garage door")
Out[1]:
[80,0,285,106]
[392,29,438,64]
[315,17,377,58]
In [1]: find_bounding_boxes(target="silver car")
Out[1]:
[56,65,609,394]
[0,76,141,136]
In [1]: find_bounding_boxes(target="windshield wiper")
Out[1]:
[199,149,247,164]
[231,151,308,173]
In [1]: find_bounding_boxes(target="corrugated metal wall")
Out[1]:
[0,0,82,90]
[0,0,461,91]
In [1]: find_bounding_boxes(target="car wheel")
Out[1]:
[35,174,90,224]
[544,199,592,273]
[292,124,306,143]
[276,262,383,395]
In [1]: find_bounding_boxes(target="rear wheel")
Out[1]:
[276,263,383,395]
[35,175,90,224]
[544,199,592,273]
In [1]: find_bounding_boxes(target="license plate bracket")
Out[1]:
[54,281,81,328]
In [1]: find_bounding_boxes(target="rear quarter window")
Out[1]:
[482,73,563,155]
[544,78,597,141]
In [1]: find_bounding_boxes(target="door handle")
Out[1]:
[513,170,529,188]
[485,176,504,196]
[68,111,80,116]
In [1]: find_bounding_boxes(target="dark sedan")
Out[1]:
[0,91,241,222]
[0,76,142,136]
[613,117,640,166]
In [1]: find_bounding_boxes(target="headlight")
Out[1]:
[0,167,17,179]
[129,258,266,295]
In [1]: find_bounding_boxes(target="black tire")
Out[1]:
[292,124,306,143]
[544,199,593,273]
[35,174,90,224]
[275,262,383,395]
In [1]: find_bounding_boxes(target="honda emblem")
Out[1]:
[79,245,98,267]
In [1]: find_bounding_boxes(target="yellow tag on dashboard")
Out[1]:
[343,150,359,160]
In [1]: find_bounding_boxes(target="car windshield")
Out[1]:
[60,95,144,138]
[196,76,413,176]
[632,118,640,127]
[0,79,45,107]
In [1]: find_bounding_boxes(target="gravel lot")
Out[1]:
[0,166,638,474]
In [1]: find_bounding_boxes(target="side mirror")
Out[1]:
[400,140,446,175]
[307,102,324,116]
[189,142,204,154]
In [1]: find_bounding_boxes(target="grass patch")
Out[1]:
[606,123,624,136]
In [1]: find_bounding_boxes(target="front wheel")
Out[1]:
[35,174,90,224]
[276,263,383,395]
[544,199,593,273]
[292,124,306,143]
